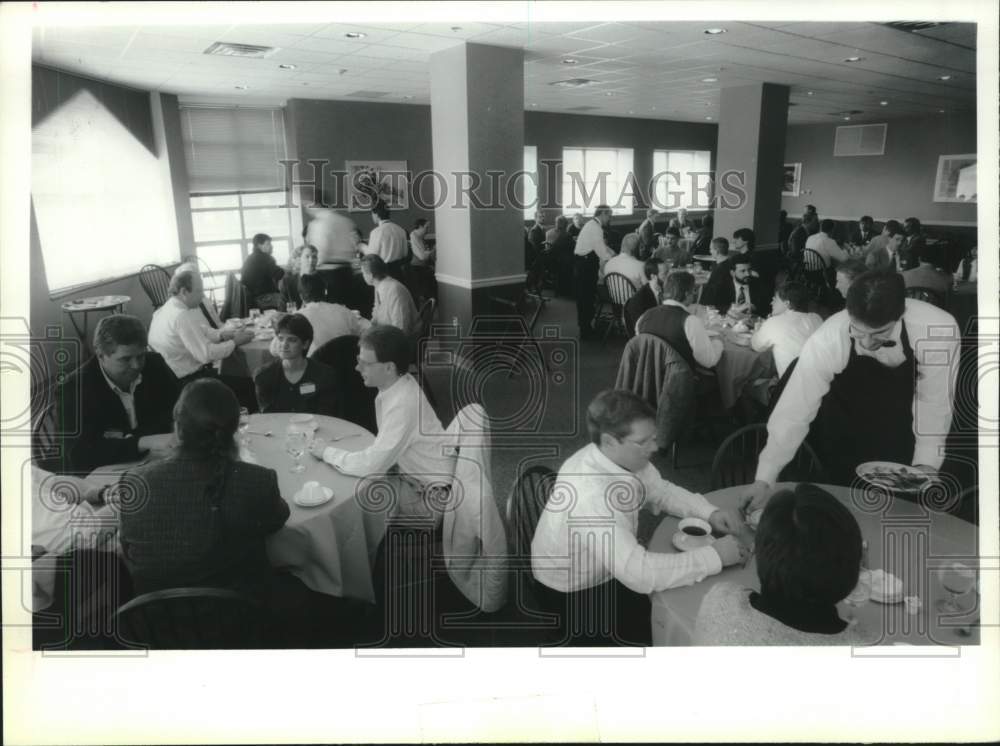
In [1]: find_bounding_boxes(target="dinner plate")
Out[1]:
[855,461,932,493]
[671,530,715,552]
[866,569,904,604]
[294,486,333,507]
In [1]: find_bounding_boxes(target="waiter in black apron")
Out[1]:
[740,270,959,509]
[573,204,615,339]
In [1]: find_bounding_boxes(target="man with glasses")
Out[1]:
[741,271,959,508]
[531,389,749,646]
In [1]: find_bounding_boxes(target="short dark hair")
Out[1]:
[904,217,921,233]
[836,257,869,284]
[371,201,390,221]
[252,233,271,249]
[846,270,906,327]
[860,215,874,224]
[731,254,752,269]
[820,218,836,234]
[662,271,695,302]
[360,324,411,375]
[711,237,729,256]
[777,281,810,312]
[360,253,388,280]
[643,257,664,280]
[94,314,147,355]
[586,389,655,446]
[412,218,428,232]
[276,312,314,350]
[173,378,239,458]
[665,227,681,239]
[733,227,755,249]
[755,483,863,606]
[594,204,612,219]
[298,273,326,303]
[884,219,903,236]
[556,215,569,231]
[805,204,817,214]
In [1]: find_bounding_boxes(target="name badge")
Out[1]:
[299,382,317,395]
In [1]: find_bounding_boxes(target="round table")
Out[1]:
[61,294,130,353]
[648,483,980,646]
[700,317,775,410]
[244,413,387,603]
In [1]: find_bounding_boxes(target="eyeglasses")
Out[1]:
[849,321,897,343]
[618,434,657,449]
[356,356,381,368]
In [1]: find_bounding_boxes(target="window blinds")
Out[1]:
[180,106,288,193]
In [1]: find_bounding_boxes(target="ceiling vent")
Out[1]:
[882,21,943,32]
[549,78,599,88]
[567,105,600,111]
[834,123,887,157]
[829,109,865,117]
[204,42,277,58]
[345,90,390,98]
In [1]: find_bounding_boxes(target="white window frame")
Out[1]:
[561,147,635,217]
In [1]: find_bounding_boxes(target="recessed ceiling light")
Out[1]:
[450,26,462,31]
[561,58,579,65]
[843,116,851,121]
[628,110,635,114]
[344,32,367,39]
[705,116,713,120]
[702,77,718,83]
[278,63,297,70]
[529,103,538,107]
[234,85,248,90]
[880,100,889,106]
[704,28,727,35]
[938,74,952,81]
[402,95,414,100]
[650,106,657,110]
[844,56,864,62]
[605,92,615,96]
[806,90,814,96]
[938,108,946,113]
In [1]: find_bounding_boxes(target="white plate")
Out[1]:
[672,530,716,552]
[867,569,904,604]
[856,461,932,493]
[294,486,333,507]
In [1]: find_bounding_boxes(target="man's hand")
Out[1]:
[712,535,749,568]
[708,507,746,536]
[233,328,255,346]
[307,439,329,460]
[739,480,773,513]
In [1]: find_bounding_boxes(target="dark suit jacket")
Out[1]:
[241,249,285,302]
[119,455,289,598]
[56,354,179,473]
[787,224,810,256]
[624,284,658,336]
[710,277,767,315]
[848,224,878,246]
[529,225,546,253]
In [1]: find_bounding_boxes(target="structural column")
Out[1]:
[429,43,525,330]
[713,83,790,248]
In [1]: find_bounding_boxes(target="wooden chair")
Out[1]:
[710,422,825,490]
[220,272,249,322]
[602,272,638,341]
[905,286,946,308]
[138,264,171,310]
[115,587,264,649]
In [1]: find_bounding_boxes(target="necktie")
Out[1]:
[737,285,746,305]
[199,302,219,329]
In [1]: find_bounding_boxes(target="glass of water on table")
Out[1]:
[285,426,308,473]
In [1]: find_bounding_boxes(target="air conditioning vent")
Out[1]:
[345,90,390,98]
[882,21,942,32]
[204,42,277,58]
[834,123,887,156]
[567,105,600,111]
[549,78,599,88]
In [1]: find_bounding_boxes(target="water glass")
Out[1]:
[937,562,975,613]
[285,427,307,473]
[249,308,261,322]
[286,302,297,313]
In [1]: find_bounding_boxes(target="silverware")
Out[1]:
[247,430,272,437]
[327,433,361,442]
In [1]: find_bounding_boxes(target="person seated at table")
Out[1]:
[567,212,585,241]
[902,244,952,300]
[653,228,691,267]
[602,232,646,290]
[55,315,178,473]
[636,208,659,257]
[863,219,903,270]
[546,215,576,296]
[741,271,959,507]
[148,266,256,386]
[834,257,869,302]
[804,218,849,267]
[691,213,714,255]
[241,233,285,311]
[366,201,409,281]
[703,254,766,317]
[901,217,926,271]
[531,389,749,646]
[694,483,873,645]
[361,254,421,338]
[635,271,723,373]
[750,282,823,378]
[787,214,817,258]
[255,314,341,417]
[849,215,877,247]
[574,205,616,339]
[408,218,437,304]
[670,207,693,233]
[280,243,319,309]
[624,258,668,335]
[308,325,454,522]
[269,274,366,359]
[118,378,323,645]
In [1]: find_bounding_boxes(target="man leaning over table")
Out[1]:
[308,325,454,522]
[531,389,749,646]
[742,270,959,510]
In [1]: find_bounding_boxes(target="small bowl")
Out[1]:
[289,413,318,432]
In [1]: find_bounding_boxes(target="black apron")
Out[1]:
[809,322,916,485]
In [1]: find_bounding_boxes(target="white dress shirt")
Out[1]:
[751,309,823,378]
[574,218,614,260]
[531,443,722,594]
[755,300,959,484]
[636,299,723,369]
[269,301,365,358]
[366,220,409,264]
[804,232,849,265]
[321,374,454,486]
[148,296,235,379]
[601,253,646,290]
[99,365,141,429]
[372,276,421,336]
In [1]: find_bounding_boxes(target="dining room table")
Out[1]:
[698,308,776,410]
[219,315,278,378]
[647,482,981,647]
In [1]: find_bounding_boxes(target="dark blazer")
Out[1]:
[848,223,878,246]
[529,224,546,253]
[707,276,768,315]
[241,249,285,301]
[56,353,178,473]
[118,454,289,598]
[253,358,342,417]
[624,284,658,336]
[787,224,810,256]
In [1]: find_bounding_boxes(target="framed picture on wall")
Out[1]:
[782,163,802,197]
[345,160,409,212]
[933,154,977,203]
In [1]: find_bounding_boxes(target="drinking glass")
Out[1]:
[286,302,297,313]
[937,562,975,613]
[286,428,307,473]
[238,407,250,447]
[249,308,261,322]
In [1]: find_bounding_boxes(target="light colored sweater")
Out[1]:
[694,582,875,646]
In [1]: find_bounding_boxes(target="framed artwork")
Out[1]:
[345,160,409,211]
[933,154,977,203]
[782,162,802,197]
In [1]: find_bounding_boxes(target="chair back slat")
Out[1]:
[605,272,638,306]
[711,422,825,490]
[802,249,828,272]
[507,465,556,560]
[139,264,172,310]
[115,587,263,649]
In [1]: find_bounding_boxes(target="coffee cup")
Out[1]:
[678,517,712,538]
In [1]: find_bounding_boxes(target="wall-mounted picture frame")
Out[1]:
[933,153,977,203]
[345,160,409,212]
[782,162,802,197]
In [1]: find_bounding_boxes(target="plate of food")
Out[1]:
[866,569,904,604]
[856,462,932,493]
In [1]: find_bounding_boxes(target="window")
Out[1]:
[561,147,634,216]
[652,150,712,210]
[523,145,538,219]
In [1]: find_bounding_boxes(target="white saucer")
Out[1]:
[672,530,715,552]
[294,486,333,507]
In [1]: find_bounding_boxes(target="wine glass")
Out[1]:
[238,407,250,447]
[285,427,307,473]
[937,562,975,613]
